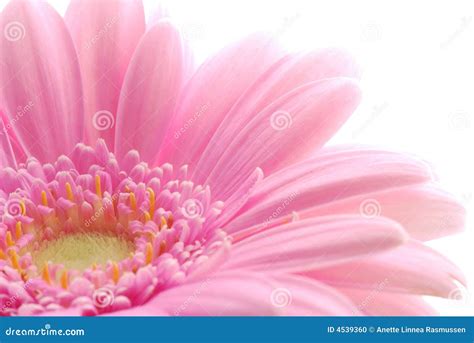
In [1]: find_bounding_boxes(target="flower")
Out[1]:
[0,0,466,316]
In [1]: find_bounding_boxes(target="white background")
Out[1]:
[1,0,473,315]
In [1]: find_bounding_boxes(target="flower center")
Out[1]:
[32,232,134,272]
[0,140,229,316]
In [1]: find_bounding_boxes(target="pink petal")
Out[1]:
[194,49,360,186]
[226,216,407,272]
[300,184,465,241]
[65,0,145,149]
[115,20,190,163]
[202,78,361,200]
[304,240,466,298]
[0,117,17,168]
[0,1,83,162]
[267,274,360,315]
[156,33,285,168]
[337,288,437,316]
[110,271,358,316]
[225,147,433,235]
[114,271,281,316]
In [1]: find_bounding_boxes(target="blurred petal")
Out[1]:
[304,240,466,298]
[115,20,190,163]
[227,216,407,272]
[65,0,145,149]
[0,0,83,162]
[225,147,432,235]
[156,33,285,168]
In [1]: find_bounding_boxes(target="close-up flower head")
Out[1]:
[0,0,469,318]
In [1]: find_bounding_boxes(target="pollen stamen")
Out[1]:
[15,222,23,239]
[5,231,14,247]
[42,263,52,284]
[145,243,153,265]
[112,262,120,284]
[65,182,74,201]
[160,216,167,230]
[95,175,102,198]
[147,187,155,217]
[60,270,68,289]
[129,192,137,211]
[144,211,151,222]
[41,190,48,206]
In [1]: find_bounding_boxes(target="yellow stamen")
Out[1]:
[60,270,68,289]
[95,175,102,198]
[144,211,151,222]
[92,263,98,271]
[160,216,167,229]
[0,249,5,259]
[9,249,20,270]
[42,263,52,284]
[147,187,155,217]
[145,243,153,265]
[19,200,26,215]
[112,262,120,284]
[15,222,23,239]
[129,192,137,211]
[65,182,74,201]
[5,231,14,247]
[41,191,48,206]
[159,241,167,255]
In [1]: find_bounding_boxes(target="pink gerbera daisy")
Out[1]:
[0,0,466,316]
